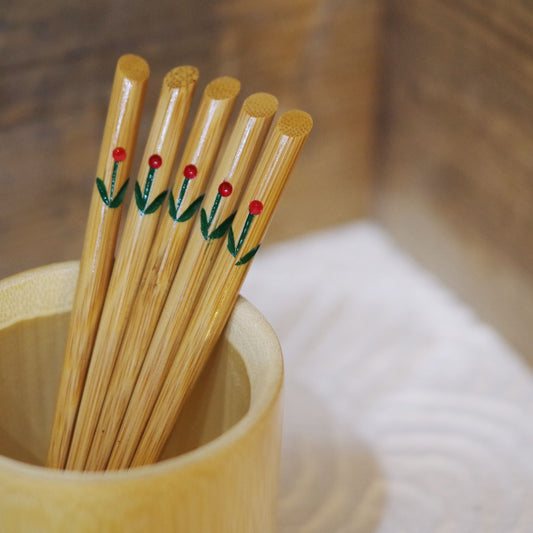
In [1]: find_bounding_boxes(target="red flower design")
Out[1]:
[112,147,126,162]
[249,200,263,215]
[218,181,233,197]
[148,154,163,169]
[183,164,198,179]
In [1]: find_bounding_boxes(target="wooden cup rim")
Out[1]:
[0,261,283,484]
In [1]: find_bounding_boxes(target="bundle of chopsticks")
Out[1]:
[46,54,312,471]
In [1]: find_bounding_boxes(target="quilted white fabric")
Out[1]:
[241,221,533,533]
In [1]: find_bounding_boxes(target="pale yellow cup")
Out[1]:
[0,262,283,532]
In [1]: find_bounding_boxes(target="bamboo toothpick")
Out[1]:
[108,109,312,469]
[65,66,199,470]
[46,54,149,469]
[85,92,276,470]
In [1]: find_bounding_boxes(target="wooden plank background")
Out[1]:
[0,0,381,279]
[376,0,533,358]
[2,0,532,356]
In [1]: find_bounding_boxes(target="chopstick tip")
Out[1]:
[205,76,241,101]
[117,54,150,82]
[164,65,200,89]
[277,110,313,137]
[243,92,279,118]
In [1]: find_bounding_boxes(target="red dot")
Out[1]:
[218,181,233,197]
[183,164,197,179]
[249,200,263,215]
[112,147,126,162]
[149,154,163,169]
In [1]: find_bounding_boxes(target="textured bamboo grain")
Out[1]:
[46,54,150,469]
[0,263,283,532]
[65,66,199,470]
[85,91,275,471]
[109,110,312,469]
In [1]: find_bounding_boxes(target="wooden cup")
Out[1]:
[0,262,283,532]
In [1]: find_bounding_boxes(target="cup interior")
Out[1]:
[0,262,251,467]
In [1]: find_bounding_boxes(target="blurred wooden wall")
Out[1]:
[0,0,381,278]
[376,0,533,357]
[3,0,531,356]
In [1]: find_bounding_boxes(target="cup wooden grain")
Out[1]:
[0,261,283,532]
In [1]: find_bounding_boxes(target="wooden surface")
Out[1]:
[0,263,283,532]
[3,0,530,355]
[376,0,533,358]
[0,0,380,279]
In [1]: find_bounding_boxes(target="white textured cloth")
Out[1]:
[241,221,533,533]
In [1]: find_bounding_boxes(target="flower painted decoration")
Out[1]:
[227,200,263,266]
[112,147,127,162]
[96,146,130,208]
[134,154,168,215]
[218,181,233,197]
[148,154,163,169]
[200,180,235,241]
[183,164,198,179]
[168,164,204,223]
[248,200,263,215]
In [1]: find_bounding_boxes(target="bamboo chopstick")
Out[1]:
[85,92,277,471]
[108,109,313,469]
[65,66,199,470]
[46,54,149,469]
[81,76,241,470]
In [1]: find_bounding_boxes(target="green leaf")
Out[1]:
[227,227,236,257]
[209,212,235,240]
[96,178,109,206]
[109,178,130,208]
[200,208,209,240]
[177,194,204,223]
[135,181,145,212]
[236,244,260,266]
[168,190,177,221]
[144,190,168,215]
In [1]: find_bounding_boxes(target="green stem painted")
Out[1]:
[208,192,222,225]
[110,160,119,200]
[143,167,156,202]
[236,213,255,255]
[174,178,190,215]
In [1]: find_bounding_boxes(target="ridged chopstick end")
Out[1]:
[117,54,150,82]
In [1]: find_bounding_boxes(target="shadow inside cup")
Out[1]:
[0,309,251,466]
